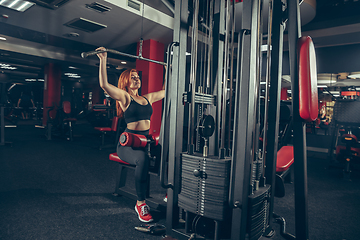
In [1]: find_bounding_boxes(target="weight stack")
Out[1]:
[179,153,231,221]
[247,186,271,240]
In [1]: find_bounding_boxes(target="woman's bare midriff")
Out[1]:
[127,120,151,131]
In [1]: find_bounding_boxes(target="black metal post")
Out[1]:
[264,0,284,234]
[165,0,188,234]
[288,0,309,239]
[229,0,261,239]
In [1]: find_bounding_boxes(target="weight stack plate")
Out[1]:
[247,186,271,240]
[178,153,231,221]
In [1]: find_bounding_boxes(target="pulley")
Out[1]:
[199,114,215,138]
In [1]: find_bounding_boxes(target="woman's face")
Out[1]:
[128,72,141,90]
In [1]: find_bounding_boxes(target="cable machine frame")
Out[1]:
[160,0,310,239]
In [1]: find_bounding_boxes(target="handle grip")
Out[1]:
[81,49,107,58]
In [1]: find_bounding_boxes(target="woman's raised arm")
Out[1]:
[145,89,165,104]
[97,47,128,106]
[144,66,166,104]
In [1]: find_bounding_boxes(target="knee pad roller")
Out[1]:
[119,132,161,173]
[119,132,160,148]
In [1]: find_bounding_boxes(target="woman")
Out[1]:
[96,47,165,223]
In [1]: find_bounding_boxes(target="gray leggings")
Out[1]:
[117,128,149,201]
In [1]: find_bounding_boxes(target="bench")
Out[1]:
[275,145,294,198]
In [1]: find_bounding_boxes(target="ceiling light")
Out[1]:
[0,0,35,12]
[25,78,36,82]
[121,61,127,64]
[348,73,360,79]
[17,1,32,11]
[317,85,328,88]
[317,80,337,84]
[64,73,81,78]
[38,79,44,82]
[0,63,17,70]
[7,0,19,8]
[0,37,6,41]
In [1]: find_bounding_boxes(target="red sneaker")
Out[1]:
[135,203,153,223]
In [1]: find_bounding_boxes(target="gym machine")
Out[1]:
[159,0,315,239]
[327,99,360,179]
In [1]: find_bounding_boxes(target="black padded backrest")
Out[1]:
[333,100,360,126]
[279,103,291,122]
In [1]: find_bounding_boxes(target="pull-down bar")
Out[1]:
[81,48,167,66]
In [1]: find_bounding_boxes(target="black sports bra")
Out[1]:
[123,96,153,124]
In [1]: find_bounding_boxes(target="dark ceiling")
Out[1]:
[0,0,360,89]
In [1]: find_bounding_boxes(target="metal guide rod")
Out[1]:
[249,0,263,189]
[206,0,214,92]
[197,1,209,153]
[187,0,199,153]
[262,0,273,178]
[254,0,265,185]
[253,0,264,184]
[263,0,286,236]
[216,0,226,158]
[198,4,205,92]
[227,0,236,153]
[80,48,167,66]
[199,1,208,92]
[219,0,231,152]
